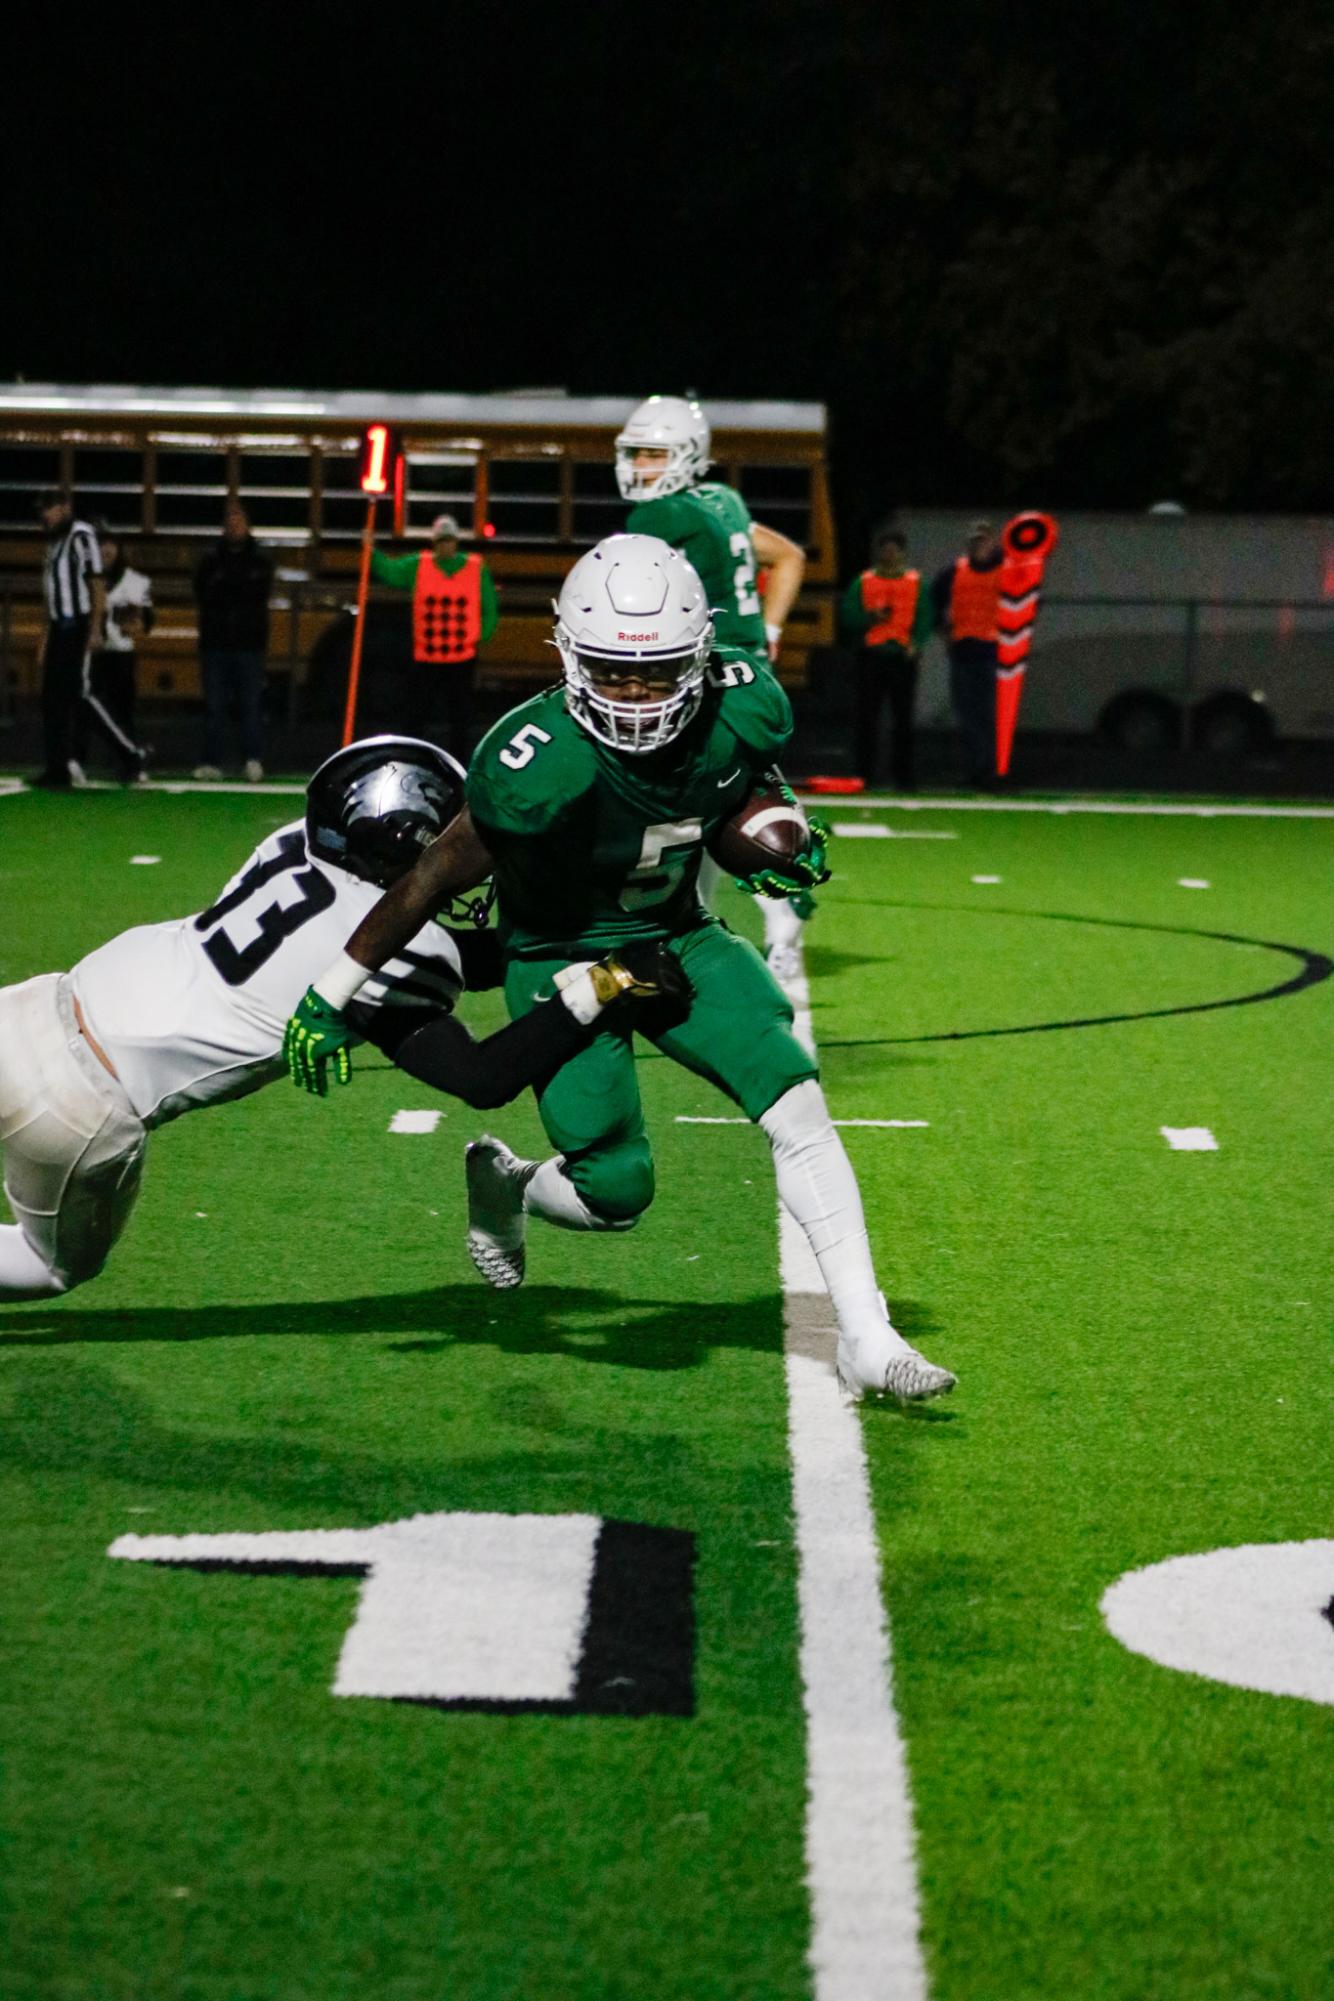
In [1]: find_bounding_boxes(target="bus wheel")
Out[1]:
[1190,694,1273,755]
[1099,692,1182,753]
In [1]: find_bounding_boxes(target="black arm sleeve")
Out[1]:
[358,1001,589,1110]
[446,926,506,992]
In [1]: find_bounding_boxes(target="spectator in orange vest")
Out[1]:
[370,513,498,757]
[840,526,934,791]
[931,519,1003,787]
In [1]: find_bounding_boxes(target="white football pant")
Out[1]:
[0,974,146,1299]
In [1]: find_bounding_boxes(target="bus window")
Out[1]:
[571,459,621,545]
[318,445,369,542]
[0,444,63,529]
[237,448,315,543]
[72,447,146,533]
[154,446,229,534]
[735,462,812,546]
[486,457,562,544]
[404,453,477,537]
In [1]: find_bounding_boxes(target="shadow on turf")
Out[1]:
[0,1282,785,1375]
[0,1354,728,1517]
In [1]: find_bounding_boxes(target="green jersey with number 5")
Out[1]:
[466,650,791,958]
[626,483,767,656]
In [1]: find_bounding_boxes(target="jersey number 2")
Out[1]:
[729,531,761,618]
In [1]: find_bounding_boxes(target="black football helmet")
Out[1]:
[305,735,466,890]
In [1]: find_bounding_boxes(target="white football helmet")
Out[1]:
[614,395,711,502]
[554,534,713,755]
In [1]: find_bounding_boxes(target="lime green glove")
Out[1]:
[284,987,355,1096]
[735,813,833,899]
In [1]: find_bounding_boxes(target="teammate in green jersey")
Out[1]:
[283,535,956,1403]
[617,394,811,979]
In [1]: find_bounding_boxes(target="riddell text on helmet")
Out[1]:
[618,630,659,641]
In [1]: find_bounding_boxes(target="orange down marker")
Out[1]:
[995,511,1059,777]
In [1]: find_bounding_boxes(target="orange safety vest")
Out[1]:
[860,569,921,648]
[949,558,1002,644]
[412,551,483,664]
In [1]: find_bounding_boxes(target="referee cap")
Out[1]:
[430,512,463,541]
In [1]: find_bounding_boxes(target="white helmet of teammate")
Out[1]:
[554,534,713,755]
[614,394,711,502]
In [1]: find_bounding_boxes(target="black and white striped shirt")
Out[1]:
[43,518,102,621]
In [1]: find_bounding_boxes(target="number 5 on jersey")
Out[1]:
[500,724,554,770]
[620,819,703,911]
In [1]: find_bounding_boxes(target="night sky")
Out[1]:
[7,1,1332,541]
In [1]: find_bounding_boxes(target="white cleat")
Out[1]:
[465,1135,536,1289]
[836,1296,957,1404]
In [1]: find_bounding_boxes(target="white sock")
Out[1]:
[0,1223,68,1301]
[762,897,804,952]
[759,1080,909,1353]
[522,1158,636,1233]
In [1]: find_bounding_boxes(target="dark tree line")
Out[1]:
[8,2,1332,531]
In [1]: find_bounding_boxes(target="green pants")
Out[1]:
[504,918,819,1222]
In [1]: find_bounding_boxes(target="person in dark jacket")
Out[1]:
[192,503,274,780]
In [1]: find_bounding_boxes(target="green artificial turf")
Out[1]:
[1,787,1331,2001]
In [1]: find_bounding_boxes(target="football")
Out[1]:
[709,775,814,880]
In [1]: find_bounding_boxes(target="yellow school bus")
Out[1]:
[0,385,835,709]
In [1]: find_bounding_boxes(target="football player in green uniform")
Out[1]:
[283,535,955,1403]
[617,394,811,980]
[615,394,806,668]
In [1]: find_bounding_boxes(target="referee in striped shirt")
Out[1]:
[34,491,149,789]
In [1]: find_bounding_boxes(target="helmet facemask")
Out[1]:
[557,631,710,754]
[613,396,711,502]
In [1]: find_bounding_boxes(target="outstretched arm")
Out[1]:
[351,940,696,1109]
[358,999,587,1111]
[283,809,496,1095]
[347,808,495,982]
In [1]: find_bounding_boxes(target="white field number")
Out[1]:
[109,1512,602,1704]
[620,818,703,910]
[499,723,554,770]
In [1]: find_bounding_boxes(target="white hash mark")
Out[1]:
[389,1110,442,1134]
[1161,1126,1218,1150]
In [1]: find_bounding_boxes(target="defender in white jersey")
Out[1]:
[0,736,688,1301]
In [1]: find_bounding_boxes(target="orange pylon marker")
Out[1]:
[995,512,1059,776]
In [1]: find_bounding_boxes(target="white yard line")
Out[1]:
[676,1116,928,1130]
[832,824,958,841]
[808,794,1334,818]
[779,953,929,2000]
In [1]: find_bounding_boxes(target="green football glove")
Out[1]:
[284,987,355,1096]
[735,812,833,899]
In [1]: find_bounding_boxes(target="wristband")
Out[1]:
[312,950,373,1011]
[765,623,782,647]
[553,961,602,1026]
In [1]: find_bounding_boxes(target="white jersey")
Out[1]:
[70,821,463,1129]
[102,566,153,653]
